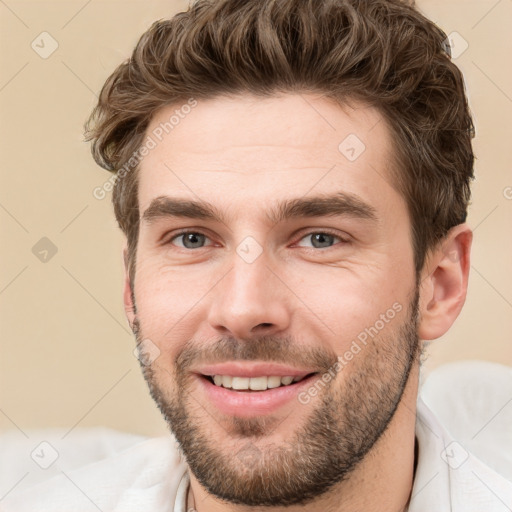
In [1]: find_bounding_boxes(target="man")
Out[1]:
[3,0,511,511]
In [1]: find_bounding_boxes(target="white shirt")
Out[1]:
[2,361,511,511]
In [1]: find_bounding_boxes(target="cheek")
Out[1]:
[133,260,214,346]
[284,261,412,352]
[132,236,415,356]
[320,290,401,347]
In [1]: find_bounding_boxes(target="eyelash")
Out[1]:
[165,229,349,250]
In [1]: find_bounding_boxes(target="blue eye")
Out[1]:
[166,230,346,251]
[297,232,343,249]
[170,232,211,249]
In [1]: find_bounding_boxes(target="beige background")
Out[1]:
[0,0,511,439]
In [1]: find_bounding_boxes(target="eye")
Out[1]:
[296,231,346,249]
[169,231,212,249]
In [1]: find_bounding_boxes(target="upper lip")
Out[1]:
[195,362,318,379]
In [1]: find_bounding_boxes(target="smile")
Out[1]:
[196,370,319,417]
[208,374,310,391]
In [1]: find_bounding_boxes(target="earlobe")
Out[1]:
[122,244,136,331]
[417,224,473,340]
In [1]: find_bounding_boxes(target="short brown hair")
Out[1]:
[85,0,474,289]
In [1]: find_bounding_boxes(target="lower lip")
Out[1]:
[196,374,318,417]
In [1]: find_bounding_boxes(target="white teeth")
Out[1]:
[210,375,304,390]
[231,377,250,390]
[267,376,282,389]
[249,376,268,390]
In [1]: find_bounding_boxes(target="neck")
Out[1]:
[188,365,419,512]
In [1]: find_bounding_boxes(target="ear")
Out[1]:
[418,223,473,340]
[122,242,136,331]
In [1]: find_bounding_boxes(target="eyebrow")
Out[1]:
[141,192,378,226]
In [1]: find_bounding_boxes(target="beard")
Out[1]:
[132,288,421,507]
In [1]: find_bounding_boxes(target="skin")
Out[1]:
[122,93,472,511]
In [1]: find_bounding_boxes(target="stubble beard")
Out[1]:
[132,290,421,507]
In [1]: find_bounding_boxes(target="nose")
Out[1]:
[207,252,291,340]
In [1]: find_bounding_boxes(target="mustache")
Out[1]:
[132,316,340,374]
[174,334,339,375]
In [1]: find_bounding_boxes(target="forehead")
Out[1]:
[138,93,403,222]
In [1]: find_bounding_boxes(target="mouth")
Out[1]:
[202,373,318,391]
[194,364,321,417]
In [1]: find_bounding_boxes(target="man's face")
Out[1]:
[129,94,421,505]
